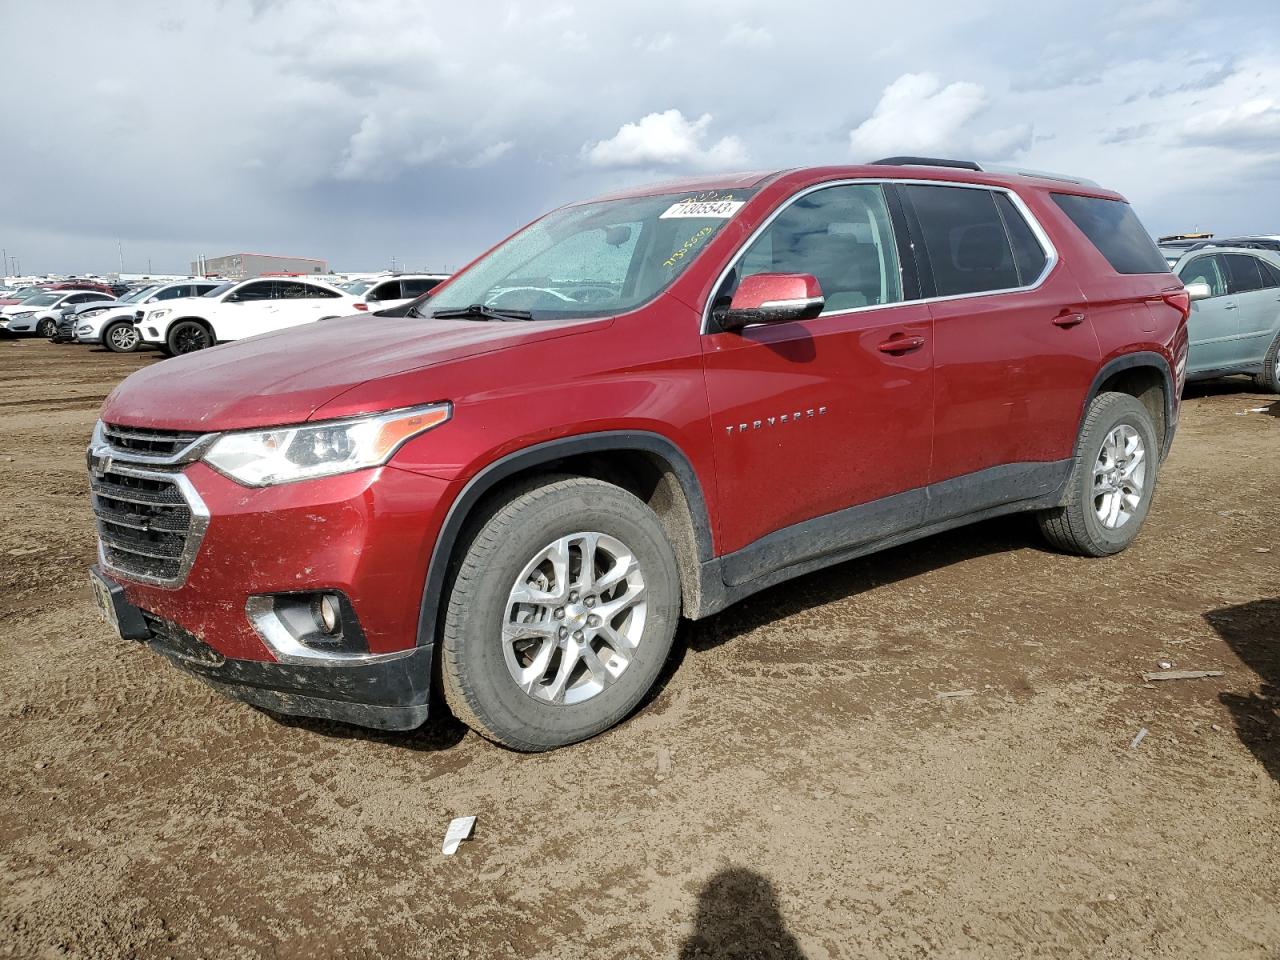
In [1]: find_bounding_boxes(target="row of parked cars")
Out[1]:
[0,272,448,354]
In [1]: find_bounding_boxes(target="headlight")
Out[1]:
[149,308,171,321]
[13,311,33,319]
[81,308,105,318]
[202,403,451,486]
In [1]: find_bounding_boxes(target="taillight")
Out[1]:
[354,303,368,311]
[1162,290,1191,321]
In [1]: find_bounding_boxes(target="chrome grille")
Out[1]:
[90,464,207,585]
[101,423,204,459]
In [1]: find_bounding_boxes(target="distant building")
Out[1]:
[191,252,327,279]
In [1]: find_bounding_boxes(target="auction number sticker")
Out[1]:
[660,193,746,219]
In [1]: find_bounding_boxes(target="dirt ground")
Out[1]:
[0,336,1276,960]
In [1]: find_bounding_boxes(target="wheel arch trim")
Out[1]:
[1080,351,1176,457]
[413,430,714,650]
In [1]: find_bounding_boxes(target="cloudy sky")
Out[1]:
[3,0,1279,276]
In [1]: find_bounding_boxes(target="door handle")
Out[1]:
[877,335,925,354]
[1052,312,1086,328]
[1223,303,1238,310]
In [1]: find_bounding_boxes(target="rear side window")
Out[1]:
[370,281,402,301]
[1257,258,1280,288]
[1051,193,1169,274]
[993,193,1049,285]
[1178,255,1227,297]
[1222,254,1265,294]
[902,185,1020,296]
[402,277,443,297]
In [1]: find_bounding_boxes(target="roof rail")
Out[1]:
[871,156,983,171]
[870,156,1100,187]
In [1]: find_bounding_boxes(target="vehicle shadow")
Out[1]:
[683,513,1036,654]
[678,867,806,959]
[272,710,469,752]
[1181,376,1263,400]
[1204,598,1280,785]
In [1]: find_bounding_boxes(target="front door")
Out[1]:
[1179,255,1239,374]
[215,280,279,341]
[701,182,934,574]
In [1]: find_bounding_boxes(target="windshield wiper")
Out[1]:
[431,303,533,322]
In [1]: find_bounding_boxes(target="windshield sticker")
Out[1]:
[663,226,715,268]
[660,192,746,220]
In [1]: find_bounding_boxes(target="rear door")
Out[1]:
[1222,254,1280,364]
[270,281,343,330]
[899,183,1095,515]
[367,279,405,310]
[1178,254,1238,373]
[213,280,278,340]
[701,181,934,572]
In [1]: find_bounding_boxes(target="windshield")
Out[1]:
[202,281,236,298]
[120,285,160,303]
[23,292,61,306]
[427,189,757,320]
[340,279,374,295]
[15,288,47,300]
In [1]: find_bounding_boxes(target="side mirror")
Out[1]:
[720,273,825,331]
[1184,281,1212,302]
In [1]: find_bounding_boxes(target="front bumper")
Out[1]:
[7,315,38,333]
[94,566,432,729]
[93,461,456,729]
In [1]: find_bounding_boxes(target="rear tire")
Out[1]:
[441,477,680,751]
[1037,392,1160,557]
[166,320,212,355]
[1253,332,1280,393]
[103,320,140,354]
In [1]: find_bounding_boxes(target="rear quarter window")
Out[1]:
[1051,193,1169,275]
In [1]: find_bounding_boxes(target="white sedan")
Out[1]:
[135,278,360,355]
[1,289,112,337]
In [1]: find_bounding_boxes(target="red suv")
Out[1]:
[88,159,1190,750]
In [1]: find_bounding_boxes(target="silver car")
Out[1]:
[1174,246,1280,392]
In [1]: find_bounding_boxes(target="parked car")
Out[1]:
[1173,246,1280,391]
[48,279,118,296]
[48,294,121,341]
[88,159,1188,750]
[339,273,449,313]
[0,285,49,308]
[133,278,359,355]
[70,280,224,351]
[2,289,114,336]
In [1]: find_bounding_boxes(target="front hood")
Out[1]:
[100,313,603,431]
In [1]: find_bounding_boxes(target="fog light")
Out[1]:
[314,593,341,634]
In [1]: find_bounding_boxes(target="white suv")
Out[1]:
[136,278,359,355]
[339,273,448,313]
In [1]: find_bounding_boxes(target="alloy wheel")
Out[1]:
[502,531,646,705]
[108,325,138,351]
[1092,424,1146,529]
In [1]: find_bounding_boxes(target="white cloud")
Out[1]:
[466,141,516,167]
[1181,98,1280,150]
[583,109,748,170]
[336,109,447,181]
[634,32,675,53]
[849,73,1031,161]
[724,23,773,48]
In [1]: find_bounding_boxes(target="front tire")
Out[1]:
[1253,332,1280,393]
[1037,392,1160,557]
[441,477,681,751]
[166,320,212,355]
[37,318,56,338]
[103,321,141,353]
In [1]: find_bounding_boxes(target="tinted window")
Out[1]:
[234,282,274,302]
[1257,258,1280,289]
[156,286,188,300]
[903,185,1020,296]
[193,283,220,295]
[402,277,443,297]
[1223,254,1265,294]
[1179,255,1226,298]
[994,193,1049,285]
[369,280,401,301]
[1050,193,1169,274]
[725,183,902,313]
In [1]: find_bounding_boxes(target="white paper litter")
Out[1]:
[1129,727,1149,750]
[442,815,476,856]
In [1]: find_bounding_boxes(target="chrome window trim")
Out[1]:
[700,177,1060,333]
[90,460,210,590]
